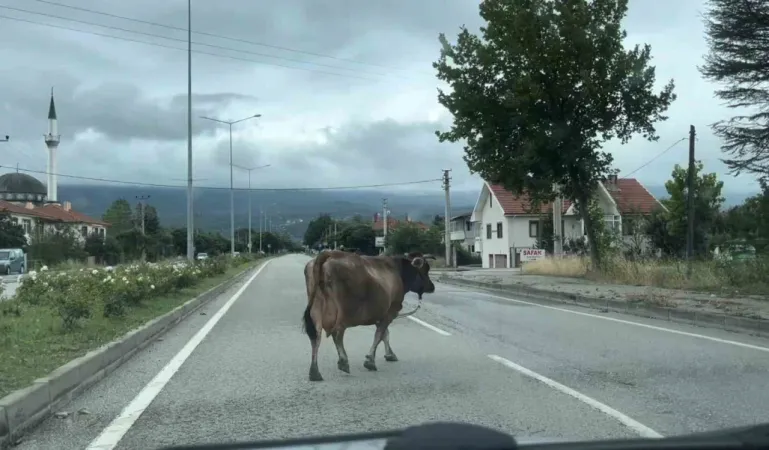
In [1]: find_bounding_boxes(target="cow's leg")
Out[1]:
[331,328,350,373]
[304,304,323,382]
[382,329,398,362]
[364,322,389,371]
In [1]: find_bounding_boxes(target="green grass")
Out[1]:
[0,261,259,399]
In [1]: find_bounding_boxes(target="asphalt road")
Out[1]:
[15,254,769,450]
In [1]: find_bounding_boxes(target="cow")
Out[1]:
[302,250,436,381]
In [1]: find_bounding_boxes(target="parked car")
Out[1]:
[0,248,25,275]
[196,252,208,261]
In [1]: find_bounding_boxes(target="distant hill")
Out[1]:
[57,184,479,239]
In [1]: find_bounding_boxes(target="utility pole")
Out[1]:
[233,164,270,254]
[186,0,194,262]
[686,125,696,278]
[136,195,150,261]
[382,198,389,255]
[553,184,563,257]
[200,114,262,256]
[442,169,452,267]
[333,220,338,250]
[259,207,263,253]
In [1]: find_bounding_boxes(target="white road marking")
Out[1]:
[488,355,662,439]
[85,260,272,450]
[448,285,769,353]
[407,316,451,336]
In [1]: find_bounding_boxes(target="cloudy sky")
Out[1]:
[0,0,760,200]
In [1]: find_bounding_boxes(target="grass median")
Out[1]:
[0,256,263,399]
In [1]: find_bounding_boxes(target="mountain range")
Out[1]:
[56,182,757,239]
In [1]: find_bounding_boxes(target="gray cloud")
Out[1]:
[0,0,762,204]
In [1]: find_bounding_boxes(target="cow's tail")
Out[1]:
[302,252,333,341]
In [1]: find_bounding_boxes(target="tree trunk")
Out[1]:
[578,193,602,270]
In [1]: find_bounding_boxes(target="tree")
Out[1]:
[303,214,334,248]
[700,0,769,182]
[338,222,377,255]
[387,223,442,256]
[102,199,134,235]
[133,203,161,235]
[434,0,676,267]
[648,161,724,257]
[0,213,26,248]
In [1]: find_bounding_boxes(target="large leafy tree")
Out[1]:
[648,161,724,257]
[303,214,334,248]
[102,199,133,235]
[0,213,26,248]
[434,0,676,266]
[700,0,769,182]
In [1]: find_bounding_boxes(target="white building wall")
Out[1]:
[475,188,511,268]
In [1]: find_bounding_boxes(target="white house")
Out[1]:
[0,199,108,244]
[470,175,665,268]
[449,212,480,253]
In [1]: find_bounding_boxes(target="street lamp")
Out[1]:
[232,163,270,254]
[200,113,261,256]
[186,0,193,261]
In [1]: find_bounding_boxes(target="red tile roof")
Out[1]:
[488,178,661,216]
[488,185,572,215]
[605,178,662,214]
[0,200,109,226]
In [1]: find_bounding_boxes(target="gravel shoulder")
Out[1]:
[438,270,769,321]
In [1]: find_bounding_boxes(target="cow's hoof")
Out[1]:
[384,354,398,362]
[363,358,377,371]
[337,360,350,373]
[309,366,323,382]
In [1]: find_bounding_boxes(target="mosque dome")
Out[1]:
[0,172,47,203]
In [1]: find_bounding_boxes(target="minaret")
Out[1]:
[44,88,60,203]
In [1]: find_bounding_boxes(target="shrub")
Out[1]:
[14,255,255,328]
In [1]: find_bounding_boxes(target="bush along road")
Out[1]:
[0,254,266,448]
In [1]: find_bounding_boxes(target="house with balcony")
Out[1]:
[449,212,480,254]
[470,176,665,268]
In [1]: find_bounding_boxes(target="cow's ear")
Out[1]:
[411,257,425,268]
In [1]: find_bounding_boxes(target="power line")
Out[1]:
[28,0,412,73]
[0,4,411,81]
[620,137,688,179]
[0,164,442,191]
[0,14,384,82]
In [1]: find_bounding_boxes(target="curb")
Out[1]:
[0,260,263,449]
[438,276,769,338]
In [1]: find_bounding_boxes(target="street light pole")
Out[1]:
[200,113,261,256]
[186,0,194,261]
[233,164,270,254]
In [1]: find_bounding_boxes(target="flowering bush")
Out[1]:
[15,255,254,329]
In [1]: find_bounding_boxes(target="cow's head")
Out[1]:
[401,252,436,299]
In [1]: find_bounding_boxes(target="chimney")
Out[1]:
[605,174,619,191]
[64,201,71,211]
[25,202,34,210]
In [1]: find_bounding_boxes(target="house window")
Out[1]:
[11,217,18,224]
[469,245,475,253]
[496,222,503,239]
[528,220,539,238]
[21,219,32,234]
[466,220,472,231]
[99,228,105,237]
[81,226,88,237]
[488,194,492,208]
[486,223,492,239]
[606,215,621,234]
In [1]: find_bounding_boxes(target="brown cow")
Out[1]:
[301,250,435,381]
